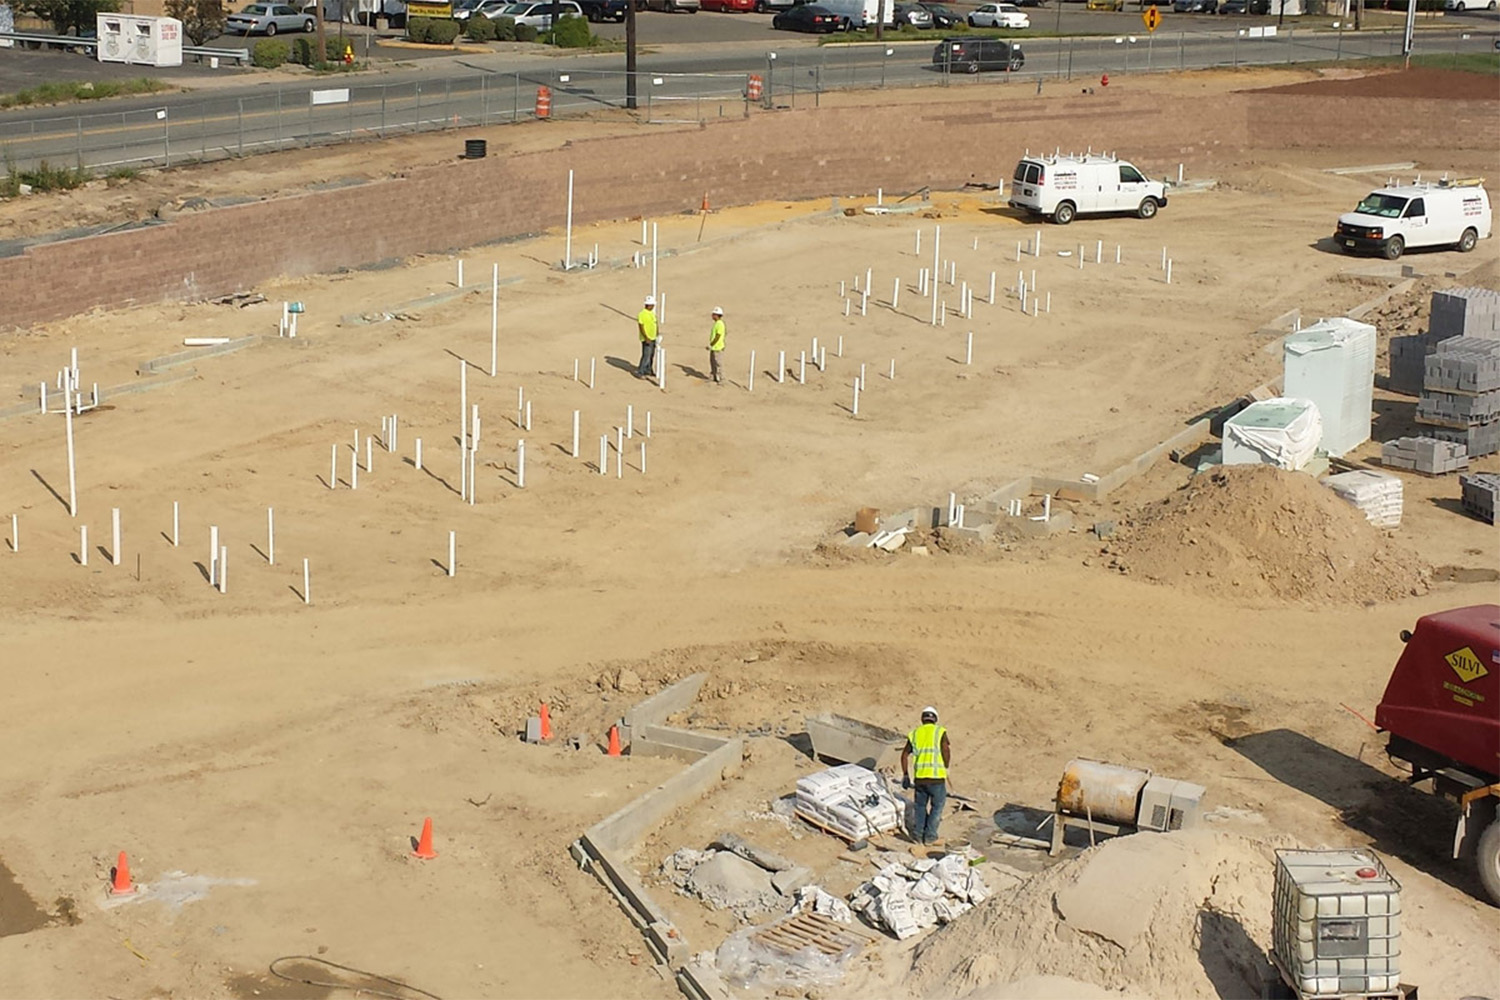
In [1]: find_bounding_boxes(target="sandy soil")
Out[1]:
[0,69,1498,1000]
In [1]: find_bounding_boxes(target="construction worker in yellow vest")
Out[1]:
[635,295,658,378]
[707,306,726,385]
[901,706,951,846]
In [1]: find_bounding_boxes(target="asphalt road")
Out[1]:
[0,13,1493,170]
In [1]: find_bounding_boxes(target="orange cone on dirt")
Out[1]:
[110,851,136,895]
[701,192,710,213]
[413,817,438,860]
[539,703,554,741]
[606,725,622,757]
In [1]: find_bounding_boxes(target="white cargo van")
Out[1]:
[1335,179,1491,260]
[815,0,893,28]
[1008,153,1167,225]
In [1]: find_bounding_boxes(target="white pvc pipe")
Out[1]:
[837,336,843,358]
[627,404,634,439]
[889,359,895,380]
[564,168,574,270]
[646,412,652,438]
[599,436,607,476]
[172,501,179,547]
[1016,242,1022,262]
[989,272,996,305]
[840,280,845,298]
[915,229,920,255]
[111,507,120,566]
[457,258,464,287]
[1078,245,1084,270]
[892,278,900,311]
[1116,245,1121,264]
[843,300,850,318]
[448,531,456,578]
[799,352,806,385]
[931,225,940,326]
[80,525,88,566]
[640,441,647,475]
[39,382,45,414]
[852,379,859,417]
[524,401,531,432]
[748,350,755,393]
[572,411,580,459]
[468,446,477,505]
[518,440,525,489]
[641,219,647,245]
[330,444,337,489]
[267,507,274,566]
[1035,229,1042,258]
[303,558,310,605]
[819,347,826,372]
[589,357,596,390]
[10,513,16,553]
[416,438,423,472]
[966,332,973,366]
[1043,493,1052,522]
[573,358,579,382]
[64,378,76,517]
[490,263,499,378]
[778,350,785,383]
[1166,260,1172,284]
[1046,292,1052,313]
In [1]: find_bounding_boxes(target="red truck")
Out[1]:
[1376,604,1500,905]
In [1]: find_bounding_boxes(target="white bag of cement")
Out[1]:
[910,898,940,930]
[876,892,921,940]
[933,898,973,924]
[910,871,946,902]
[790,885,853,924]
[964,869,991,904]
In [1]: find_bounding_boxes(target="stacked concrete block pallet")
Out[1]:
[1459,473,1499,524]
[1418,336,1500,458]
[1381,436,1469,475]
[1389,288,1500,396]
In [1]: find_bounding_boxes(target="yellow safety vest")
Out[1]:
[708,318,725,352]
[908,724,947,780]
[638,309,658,343]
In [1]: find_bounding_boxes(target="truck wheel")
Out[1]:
[1478,817,1500,906]
[1053,201,1075,225]
[1138,197,1158,220]
[1459,227,1478,252]
[1382,235,1404,260]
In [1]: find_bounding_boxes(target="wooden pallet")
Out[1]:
[751,912,867,959]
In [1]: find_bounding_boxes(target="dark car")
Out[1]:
[1013,0,1047,6]
[1172,0,1215,10]
[932,36,1024,72]
[1218,0,1268,11]
[893,2,935,24]
[917,1,962,24]
[578,0,629,19]
[772,2,840,29]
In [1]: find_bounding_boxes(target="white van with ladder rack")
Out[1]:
[1335,177,1491,260]
[1008,151,1168,225]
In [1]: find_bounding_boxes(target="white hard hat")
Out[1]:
[644,295,656,306]
[711,306,724,315]
[921,706,938,720]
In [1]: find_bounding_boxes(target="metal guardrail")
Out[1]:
[0,31,249,63]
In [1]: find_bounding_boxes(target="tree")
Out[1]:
[164,0,226,44]
[19,0,122,35]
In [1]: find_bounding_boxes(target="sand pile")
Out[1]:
[1101,466,1430,603]
[900,829,1280,1000]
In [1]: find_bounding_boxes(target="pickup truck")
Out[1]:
[577,0,627,18]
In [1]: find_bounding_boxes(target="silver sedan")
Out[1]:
[225,3,316,35]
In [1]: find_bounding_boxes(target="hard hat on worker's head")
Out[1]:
[644,295,656,307]
[921,706,938,722]
[711,306,724,315]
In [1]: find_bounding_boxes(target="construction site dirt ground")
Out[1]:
[1,67,1499,1000]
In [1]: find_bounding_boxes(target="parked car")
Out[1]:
[755,0,798,10]
[1444,0,1497,10]
[967,2,1028,26]
[488,0,583,25]
[772,2,841,29]
[1013,0,1047,6]
[917,1,962,24]
[932,36,1024,71]
[1218,0,1268,9]
[701,0,755,9]
[642,0,700,11]
[576,0,629,19]
[1085,0,1122,9]
[226,2,315,34]
[893,2,935,24]
[1172,0,1216,11]
[451,0,485,21]
[816,0,894,27]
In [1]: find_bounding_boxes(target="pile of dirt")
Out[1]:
[900,829,1283,1000]
[1099,465,1430,604]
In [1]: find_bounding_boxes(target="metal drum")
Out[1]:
[1055,758,1150,825]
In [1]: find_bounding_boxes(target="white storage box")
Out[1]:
[1284,318,1376,458]
[1223,398,1323,470]
[97,14,183,68]
[1272,849,1401,998]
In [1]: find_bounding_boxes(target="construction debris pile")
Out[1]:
[848,849,992,940]
[794,764,903,842]
[660,833,814,920]
[1321,469,1403,528]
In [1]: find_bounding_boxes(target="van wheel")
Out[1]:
[1459,227,1478,252]
[1138,198,1158,220]
[1053,201,1075,225]
[1382,235,1404,260]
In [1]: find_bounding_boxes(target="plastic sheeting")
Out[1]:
[1222,398,1323,470]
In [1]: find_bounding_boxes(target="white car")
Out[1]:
[1443,0,1496,10]
[488,0,583,23]
[968,2,1028,27]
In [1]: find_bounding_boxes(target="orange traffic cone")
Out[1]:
[606,725,622,757]
[110,851,136,895]
[413,817,438,860]
[701,192,710,213]
[539,703,554,741]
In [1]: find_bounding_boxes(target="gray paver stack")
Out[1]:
[1380,436,1469,475]
[1418,336,1500,457]
[1389,288,1500,395]
[1459,473,1499,524]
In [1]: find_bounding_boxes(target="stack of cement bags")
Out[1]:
[848,852,991,940]
[1322,469,1404,528]
[794,765,902,841]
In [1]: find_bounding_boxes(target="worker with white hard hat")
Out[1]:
[707,306,726,386]
[635,295,659,378]
[901,706,952,847]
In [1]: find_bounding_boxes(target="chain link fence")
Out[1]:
[0,26,1478,174]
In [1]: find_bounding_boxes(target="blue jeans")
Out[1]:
[913,781,947,844]
[637,340,656,377]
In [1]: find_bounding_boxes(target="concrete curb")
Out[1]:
[138,334,261,374]
[0,368,198,423]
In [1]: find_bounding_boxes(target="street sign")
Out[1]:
[1142,5,1161,31]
